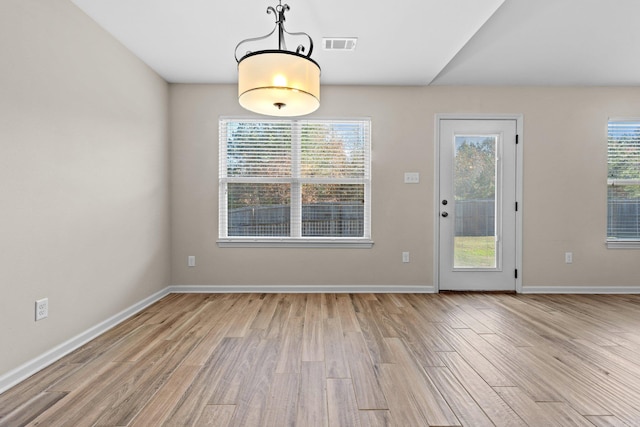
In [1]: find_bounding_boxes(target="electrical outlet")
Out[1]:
[35,298,48,321]
[565,252,573,264]
[188,256,196,267]
[402,252,410,263]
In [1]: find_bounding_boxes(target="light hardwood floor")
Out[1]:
[2,293,640,426]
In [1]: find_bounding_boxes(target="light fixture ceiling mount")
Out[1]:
[235,1,320,117]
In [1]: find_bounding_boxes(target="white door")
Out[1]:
[438,118,519,291]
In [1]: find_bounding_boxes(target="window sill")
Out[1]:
[607,240,640,249]
[217,238,374,248]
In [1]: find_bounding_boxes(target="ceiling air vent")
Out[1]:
[322,37,358,51]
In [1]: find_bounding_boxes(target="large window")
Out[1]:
[607,120,640,246]
[219,118,371,247]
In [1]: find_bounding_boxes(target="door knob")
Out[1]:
[442,200,448,205]
[441,212,449,217]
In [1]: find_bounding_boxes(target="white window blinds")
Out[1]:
[607,120,640,241]
[219,118,371,244]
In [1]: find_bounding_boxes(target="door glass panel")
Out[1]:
[453,135,497,268]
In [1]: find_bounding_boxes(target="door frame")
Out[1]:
[434,114,524,293]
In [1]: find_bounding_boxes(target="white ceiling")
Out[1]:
[70,0,640,86]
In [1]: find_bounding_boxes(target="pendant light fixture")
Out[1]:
[234,1,320,117]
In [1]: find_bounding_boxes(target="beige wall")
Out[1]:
[171,84,640,289]
[0,0,170,375]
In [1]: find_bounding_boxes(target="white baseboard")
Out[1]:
[521,286,640,294]
[0,287,171,395]
[168,285,437,294]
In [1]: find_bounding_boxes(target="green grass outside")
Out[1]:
[454,236,496,268]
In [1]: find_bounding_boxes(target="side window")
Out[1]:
[607,120,640,246]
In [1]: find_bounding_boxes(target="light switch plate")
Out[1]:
[404,172,420,184]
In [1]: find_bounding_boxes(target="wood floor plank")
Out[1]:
[249,293,281,330]
[27,361,135,426]
[228,339,279,427]
[287,293,308,318]
[323,293,339,319]
[364,299,401,339]
[378,363,429,427]
[359,410,392,427]
[343,332,388,410]
[0,363,79,418]
[4,293,640,425]
[337,295,361,332]
[375,293,404,315]
[574,338,640,385]
[264,297,292,339]
[195,404,236,426]
[424,366,495,427]
[225,293,264,337]
[483,332,612,415]
[493,387,557,426]
[324,317,350,379]
[182,318,232,367]
[0,392,66,426]
[327,379,362,427]
[437,351,526,426]
[164,337,246,425]
[48,324,161,392]
[435,323,513,387]
[208,331,265,405]
[261,373,299,427]
[406,294,459,324]
[493,295,595,345]
[584,415,631,427]
[355,311,394,364]
[296,361,328,427]
[456,328,566,402]
[537,401,599,427]
[387,312,446,367]
[129,364,201,426]
[458,303,504,332]
[302,293,324,362]
[59,310,154,365]
[383,338,460,426]
[448,305,495,334]
[92,335,202,426]
[275,315,304,374]
[518,333,640,425]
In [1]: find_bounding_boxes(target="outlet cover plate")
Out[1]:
[404,172,420,184]
[35,298,48,321]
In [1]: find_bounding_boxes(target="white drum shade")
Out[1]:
[238,51,320,117]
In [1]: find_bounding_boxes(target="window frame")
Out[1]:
[218,117,373,248]
[607,118,640,249]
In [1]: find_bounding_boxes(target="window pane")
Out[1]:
[608,185,640,239]
[608,121,640,240]
[226,121,291,177]
[453,136,497,268]
[227,183,290,236]
[302,184,364,237]
[301,122,367,178]
[608,121,640,180]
